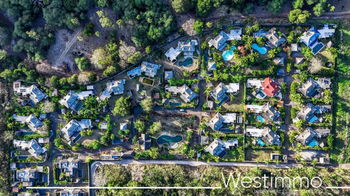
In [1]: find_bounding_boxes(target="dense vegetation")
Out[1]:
[96,164,350,195]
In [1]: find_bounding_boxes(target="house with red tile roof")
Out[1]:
[261,77,280,97]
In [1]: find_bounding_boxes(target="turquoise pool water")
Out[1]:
[308,139,318,147]
[257,115,265,123]
[157,135,182,145]
[256,139,265,146]
[179,58,193,66]
[222,46,236,61]
[252,43,268,54]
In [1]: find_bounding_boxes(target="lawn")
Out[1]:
[332,78,350,163]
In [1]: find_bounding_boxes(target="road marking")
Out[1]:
[326,186,350,189]
[27,186,222,190]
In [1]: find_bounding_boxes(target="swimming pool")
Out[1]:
[257,115,265,123]
[308,139,318,147]
[252,43,268,55]
[222,46,236,61]
[222,50,234,61]
[256,139,265,146]
[157,135,182,145]
[179,58,193,66]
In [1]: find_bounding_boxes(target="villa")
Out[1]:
[296,127,330,146]
[13,139,47,159]
[165,40,198,62]
[299,150,329,163]
[299,25,335,55]
[100,79,126,100]
[165,84,198,103]
[14,167,46,187]
[210,83,239,104]
[127,62,161,78]
[56,158,82,182]
[248,77,281,99]
[13,81,47,104]
[13,114,44,132]
[299,78,331,98]
[265,28,286,48]
[208,28,242,50]
[207,113,242,131]
[246,127,281,146]
[61,119,92,145]
[141,61,161,77]
[204,138,238,157]
[261,77,281,97]
[295,103,331,123]
[246,103,281,123]
[59,91,85,112]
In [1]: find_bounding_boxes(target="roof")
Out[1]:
[247,79,262,88]
[127,66,142,78]
[261,77,280,97]
[318,24,335,39]
[208,31,229,50]
[165,84,198,103]
[300,30,320,47]
[13,82,47,104]
[141,61,161,78]
[227,28,242,40]
[59,91,84,112]
[26,114,44,130]
[207,61,217,71]
[100,79,125,100]
[265,28,286,47]
[165,47,181,62]
[299,78,320,97]
[164,71,174,80]
[253,29,267,38]
[207,113,224,131]
[61,119,92,144]
[13,139,46,158]
[204,139,226,157]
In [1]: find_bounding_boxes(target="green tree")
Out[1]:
[75,56,91,71]
[0,50,7,60]
[194,20,204,34]
[134,119,145,133]
[267,0,286,14]
[288,9,310,24]
[149,121,162,135]
[91,48,108,70]
[127,51,142,64]
[113,97,131,116]
[140,98,153,113]
[103,66,117,77]
[171,0,192,13]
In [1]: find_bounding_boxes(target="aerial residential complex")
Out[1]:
[1,0,350,195]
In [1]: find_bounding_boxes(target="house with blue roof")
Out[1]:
[59,91,84,112]
[295,103,331,123]
[165,84,198,103]
[210,83,240,104]
[208,31,230,50]
[13,81,48,104]
[13,139,47,159]
[204,138,238,157]
[253,29,267,38]
[61,119,92,145]
[100,79,126,100]
[300,27,326,55]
